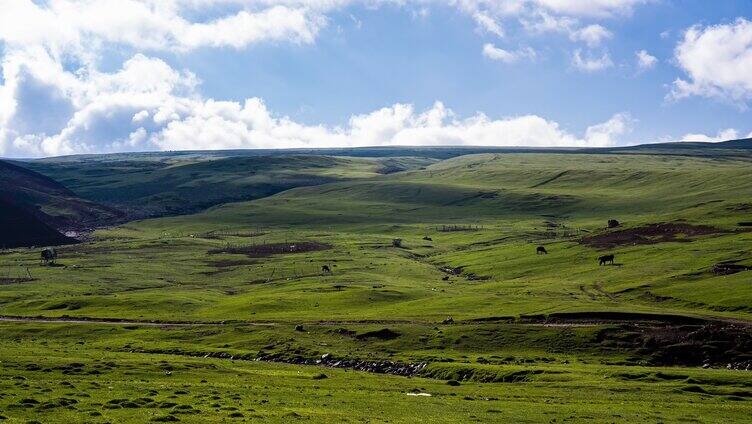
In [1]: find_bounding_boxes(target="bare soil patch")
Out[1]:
[208,241,332,258]
[580,222,725,249]
[356,328,401,340]
[712,261,751,276]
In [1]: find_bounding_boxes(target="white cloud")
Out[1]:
[532,0,648,18]
[680,128,745,143]
[473,12,504,37]
[0,1,652,65]
[0,0,329,56]
[635,49,657,70]
[572,49,613,72]
[0,0,657,157]
[570,24,612,47]
[132,110,150,123]
[583,112,634,145]
[519,10,576,34]
[436,0,646,20]
[0,51,633,157]
[670,18,752,104]
[152,100,631,150]
[482,43,536,63]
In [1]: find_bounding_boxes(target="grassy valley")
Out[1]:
[1,146,751,422]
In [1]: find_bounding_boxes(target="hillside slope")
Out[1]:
[0,199,76,248]
[20,154,436,218]
[0,160,124,233]
[172,153,752,227]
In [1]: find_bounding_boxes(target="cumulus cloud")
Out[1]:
[0,50,633,157]
[570,24,612,47]
[583,112,634,145]
[635,49,657,70]
[572,49,613,72]
[0,1,330,55]
[670,18,752,105]
[482,43,536,63]
[680,128,748,143]
[0,0,654,157]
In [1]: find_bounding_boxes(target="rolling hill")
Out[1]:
[0,199,76,248]
[20,154,437,219]
[0,159,124,246]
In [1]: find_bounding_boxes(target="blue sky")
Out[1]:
[1,0,752,157]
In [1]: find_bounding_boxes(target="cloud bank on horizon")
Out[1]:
[0,0,751,157]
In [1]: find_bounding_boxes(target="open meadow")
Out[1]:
[1,149,752,422]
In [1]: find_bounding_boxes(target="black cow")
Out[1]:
[321,265,332,274]
[41,248,57,265]
[598,254,615,266]
[536,246,548,255]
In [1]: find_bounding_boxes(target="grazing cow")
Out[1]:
[321,265,332,274]
[598,254,615,266]
[608,219,620,228]
[40,248,57,265]
[536,246,548,255]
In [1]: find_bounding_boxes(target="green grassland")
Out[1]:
[2,150,752,422]
[4,153,750,321]
[0,322,751,423]
[21,153,436,218]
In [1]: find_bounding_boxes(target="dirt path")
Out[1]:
[1,311,749,328]
[0,315,276,327]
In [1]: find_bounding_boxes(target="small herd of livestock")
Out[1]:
[38,221,622,270]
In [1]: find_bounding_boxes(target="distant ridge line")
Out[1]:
[8,137,751,162]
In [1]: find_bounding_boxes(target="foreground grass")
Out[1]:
[0,323,750,423]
